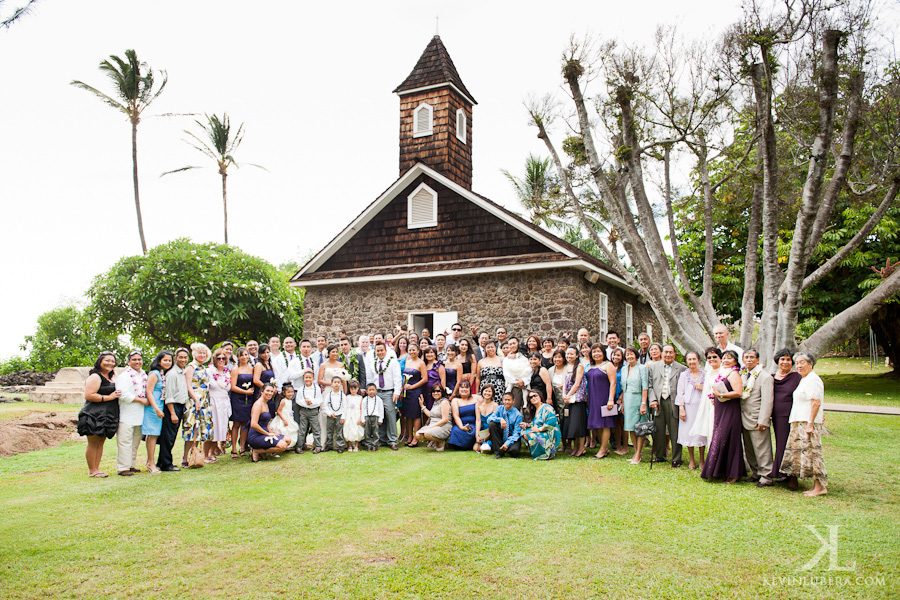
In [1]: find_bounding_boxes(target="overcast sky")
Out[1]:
[0,0,750,357]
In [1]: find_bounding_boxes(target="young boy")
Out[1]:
[322,376,346,453]
[486,391,523,459]
[361,383,385,452]
[293,369,322,454]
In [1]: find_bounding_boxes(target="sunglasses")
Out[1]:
[451,328,462,331]
[215,357,227,361]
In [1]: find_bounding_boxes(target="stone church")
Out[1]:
[292,35,661,343]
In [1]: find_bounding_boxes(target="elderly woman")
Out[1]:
[182,342,213,468]
[207,347,233,459]
[621,347,650,464]
[78,352,121,478]
[771,348,802,482]
[675,351,706,470]
[520,389,561,460]
[781,352,828,497]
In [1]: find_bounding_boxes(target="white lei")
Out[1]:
[741,365,762,399]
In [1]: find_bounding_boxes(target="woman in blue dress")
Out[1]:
[447,379,478,449]
[621,347,650,464]
[400,344,428,447]
[229,348,255,457]
[142,350,172,474]
[520,389,561,460]
[247,383,290,462]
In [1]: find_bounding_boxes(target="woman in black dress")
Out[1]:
[771,348,802,481]
[78,352,122,478]
[700,349,747,484]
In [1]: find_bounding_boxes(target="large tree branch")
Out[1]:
[802,175,900,291]
[801,267,900,359]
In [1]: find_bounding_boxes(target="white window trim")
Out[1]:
[646,323,653,339]
[598,292,608,342]
[407,182,438,229]
[625,303,634,346]
[412,102,434,138]
[456,108,466,143]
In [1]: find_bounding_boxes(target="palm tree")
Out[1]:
[1,0,40,29]
[162,113,265,244]
[501,154,563,229]
[71,50,167,254]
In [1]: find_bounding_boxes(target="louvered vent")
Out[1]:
[456,108,466,143]
[408,184,437,228]
[413,103,433,137]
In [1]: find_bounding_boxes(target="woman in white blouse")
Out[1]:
[780,352,828,497]
[674,351,706,470]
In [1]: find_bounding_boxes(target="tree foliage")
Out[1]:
[20,303,132,372]
[86,239,303,349]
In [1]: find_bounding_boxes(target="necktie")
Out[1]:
[663,365,670,398]
[306,358,312,370]
[318,353,324,366]
[378,360,384,388]
[288,353,293,362]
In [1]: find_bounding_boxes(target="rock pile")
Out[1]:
[0,370,58,387]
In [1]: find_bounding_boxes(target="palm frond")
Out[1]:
[1,0,39,29]
[69,80,127,114]
[160,165,203,176]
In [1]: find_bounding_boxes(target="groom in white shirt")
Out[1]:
[366,341,401,450]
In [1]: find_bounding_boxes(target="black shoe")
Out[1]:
[651,457,666,464]
[671,460,683,468]
[293,447,303,454]
[748,474,761,483]
[337,449,344,454]
[493,454,502,459]
[160,466,180,472]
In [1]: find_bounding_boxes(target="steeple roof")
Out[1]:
[393,35,477,105]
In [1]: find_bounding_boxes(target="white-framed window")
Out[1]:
[598,293,608,341]
[407,182,438,229]
[456,108,466,143]
[625,303,634,346]
[646,324,653,339]
[413,103,433,138]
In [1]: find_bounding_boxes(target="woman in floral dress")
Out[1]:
[182,342,214,467]
[521,389,561,460]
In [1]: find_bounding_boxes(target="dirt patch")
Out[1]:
[0,411,81,457]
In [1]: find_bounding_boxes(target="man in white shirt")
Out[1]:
[446,322,463,347]
[605,330,620,354]
[115,351,148,476]
[365,341,402,450]
[269,336,281,361]
[272,336,298,389]
[284,339,318,391]
[358,335,371,357]
[710,324,743,370]
[246,340,259,366]
[502,336,531,410]
[311,334,327,367]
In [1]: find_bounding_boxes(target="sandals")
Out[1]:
[231,452,239,460]
[89,472,108,478]
[250,451,260,463]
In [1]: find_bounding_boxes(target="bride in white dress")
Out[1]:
[269,385,301,449]
[690,349,722,442]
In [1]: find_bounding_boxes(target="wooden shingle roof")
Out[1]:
[393,35,477,105]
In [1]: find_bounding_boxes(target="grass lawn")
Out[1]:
[815,358,898,408]
[1,402,898,599]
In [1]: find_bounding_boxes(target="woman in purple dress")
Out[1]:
[252,345,277,415]
[584,344,618,459]
[422,346,446,412]
[770,348,802,481]
[247,383,290,462]
[700,349,747,483]
[229,348,255,458]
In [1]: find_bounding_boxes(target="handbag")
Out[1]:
[188,445,205,469]
[634,408,657,437]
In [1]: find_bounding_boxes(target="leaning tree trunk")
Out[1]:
[868,301,900,375]
[131,118,148,255]
[221,169,229,245]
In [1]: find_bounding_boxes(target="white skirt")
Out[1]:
[269,400,300,448]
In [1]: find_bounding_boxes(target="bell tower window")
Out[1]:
[456,108,466,143]
[413,103,433,138]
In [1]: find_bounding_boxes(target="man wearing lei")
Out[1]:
[739,349,775,487]
[365,341,402,450]
[339,336,367,391]
[115,351,150,476]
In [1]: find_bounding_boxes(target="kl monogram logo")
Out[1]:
[798,525,857,572]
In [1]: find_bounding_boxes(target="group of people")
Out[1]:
[76,323,829,497]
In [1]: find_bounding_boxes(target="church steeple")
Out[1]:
[394,36,476,189]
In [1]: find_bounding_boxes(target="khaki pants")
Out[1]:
[116,423,142,473]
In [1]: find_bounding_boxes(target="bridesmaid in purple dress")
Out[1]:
[584,344,618,459]
[700,349,747,483]
[770,348,802,480]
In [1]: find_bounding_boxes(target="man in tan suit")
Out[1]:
[740,348,775,487]
[648,344,686,467]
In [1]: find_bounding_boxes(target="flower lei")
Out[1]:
[740,365,762,399]
[374,356,393,376]
[127,366,148,399]
[211,366,231,389]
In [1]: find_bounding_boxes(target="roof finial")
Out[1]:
[435,15,439,36]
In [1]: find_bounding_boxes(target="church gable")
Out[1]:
[317,173,556,273]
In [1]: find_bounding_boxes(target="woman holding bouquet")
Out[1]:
[700,349,746,483]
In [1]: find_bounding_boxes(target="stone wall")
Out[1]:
[573,275,662,346]
[302,268,596,341]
